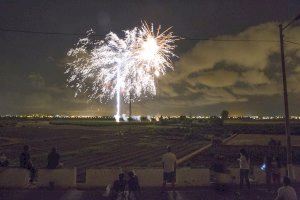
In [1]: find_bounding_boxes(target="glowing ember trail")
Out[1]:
[66,22,179,122]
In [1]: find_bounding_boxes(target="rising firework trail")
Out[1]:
[66,22,179,122]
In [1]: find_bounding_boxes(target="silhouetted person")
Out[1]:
[268,138,276,146]
[211,155,226,173]
[238,149,250,189]
[47,147,60,169]
[271,156,281,185]
[162,146,177,193]
[111,173,127,200]
[127,171,141,200]
[0,152,9,167]
[19,145,37,182]
[275,177,297,200]
[265,152,273,188]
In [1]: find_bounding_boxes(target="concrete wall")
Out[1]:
[86,168,123,187]
[0,168,30,188]
[222,166,299,185]
[176,168,210,186]
[134,168,162,187]
[1,165,300,188]
[292,165,300,182]
[85,168,210,187]
[37,168,76,188]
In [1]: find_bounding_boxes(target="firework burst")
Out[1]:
[66,22,179,121]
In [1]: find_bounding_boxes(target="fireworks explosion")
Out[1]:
[66,22,179,122]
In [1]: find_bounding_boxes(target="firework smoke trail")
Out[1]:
[116,65,121,122]
[66,22,179,122]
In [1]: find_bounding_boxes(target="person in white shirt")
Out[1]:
[275,177,297,200]
[238,149,250,189]
[162,146,177,192]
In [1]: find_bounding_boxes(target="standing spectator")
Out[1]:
[162,146,177,193]
[268,138,276,146]
[271,156,281,185]
[47,147,61,169]
[127,171,141,200]
[19,145,37,182]
[265,152,273,189]
[238,149,250,189]
[275,177,297,200]
[110,173,127,200]
[0,152,9,167]
[211,155,226,173]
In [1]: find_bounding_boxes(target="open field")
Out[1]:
[224,133,300,146]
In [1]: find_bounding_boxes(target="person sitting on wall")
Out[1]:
[110,173,127,200]
[0,152,9,167]
[47,147,62,169]
[19,145,37,182]
[127,171,141,200]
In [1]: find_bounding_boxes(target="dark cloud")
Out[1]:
[157,22,300,115]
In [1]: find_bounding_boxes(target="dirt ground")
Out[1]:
[1,185,300,200]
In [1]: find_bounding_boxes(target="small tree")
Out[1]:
[221,110,229,121]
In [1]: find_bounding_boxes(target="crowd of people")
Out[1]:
[0,144,298,200]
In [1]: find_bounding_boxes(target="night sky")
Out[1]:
[1,0,300,116]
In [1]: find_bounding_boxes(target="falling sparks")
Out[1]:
[66,22,179,121]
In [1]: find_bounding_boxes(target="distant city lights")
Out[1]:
[1,114,300,121]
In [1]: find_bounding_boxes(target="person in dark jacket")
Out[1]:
[128,171,141,200]
[110,173,127,200]
[19,145,37,182]
[47,147,61,169]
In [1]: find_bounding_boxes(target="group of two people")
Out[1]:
[108,146,177,199]
[109,171,141,200]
